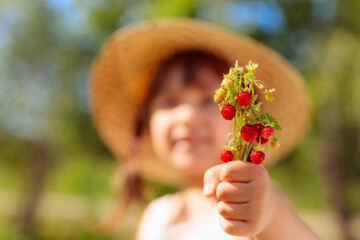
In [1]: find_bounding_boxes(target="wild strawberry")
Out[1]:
[261,126,274,139]
[264,88,275,102]
[250,150,265,164]
[240,125,258,142]
[245,112,258,122]
[234,139,243,151]
[271,137,280,149]
[220,150,233,163]
[256,136,268,144]
[221,77,234,89]
[214,88,227,104]
[221,105,236,120]
[237,91,252,106]
[254,123,264,134]
[265,92,274,102]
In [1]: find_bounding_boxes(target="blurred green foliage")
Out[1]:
[0,0,359,239]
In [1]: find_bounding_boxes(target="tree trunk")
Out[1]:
[17,139,51,235]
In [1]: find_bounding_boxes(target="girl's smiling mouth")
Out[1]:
[172,137,209,152]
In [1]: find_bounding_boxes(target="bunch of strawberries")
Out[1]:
[214,61,281,165]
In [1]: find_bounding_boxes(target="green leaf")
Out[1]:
[234,101,242,112]
[260,113,266,122]
[253,101,262,112]
[260,113,282,131]
[237,112,244,128]
[244,72,254,81]
[228,88,237,96]
[251,94,258,103]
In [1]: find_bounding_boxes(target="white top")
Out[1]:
[138,194,251,240]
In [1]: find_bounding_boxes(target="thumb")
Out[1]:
[203,164,223,197]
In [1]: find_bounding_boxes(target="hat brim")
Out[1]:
[89,18,311,185]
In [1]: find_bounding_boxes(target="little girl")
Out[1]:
[89,18,320,239]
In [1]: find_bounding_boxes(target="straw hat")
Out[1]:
[89,18,311,186]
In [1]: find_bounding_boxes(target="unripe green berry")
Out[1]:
[264,88,275,102]
[221,77,234,89]
[265,93,274,102]
[271,137,280,149]
[245,112,258,122]
[214,88,227,104]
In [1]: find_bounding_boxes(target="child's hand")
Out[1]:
[203,161,274,237]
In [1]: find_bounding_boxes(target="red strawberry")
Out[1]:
[261,126,274,139]
[254,123,264,134]
[240,125,258,142]
[237,92,252,106]
[221,105,236,120]
[220,150,233,163]
[256,136,268,144]
[250,150,265,164]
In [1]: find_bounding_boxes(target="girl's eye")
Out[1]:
[156,96,178,109]
[163,99,178,108]
[202,96,215,106]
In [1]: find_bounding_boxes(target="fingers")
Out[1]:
[204,161,269,198]
[219,215,261,236]
[216,181,252,203]
[203,164,223,197]
[217,201,251,220]
[219,160,268,183]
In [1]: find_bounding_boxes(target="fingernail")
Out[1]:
[203,183,210,196]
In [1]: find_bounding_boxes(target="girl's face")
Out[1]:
[148,65,232,180]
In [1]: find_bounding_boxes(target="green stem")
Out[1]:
[249,109,252,124]
[245,142,256,161]
[242,142,248,161]
[233,114,237,159]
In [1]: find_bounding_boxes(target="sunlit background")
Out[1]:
[0,0,359,239]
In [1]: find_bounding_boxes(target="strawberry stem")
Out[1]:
[242,142,248,161]
[233,114,237,159]
[246,142,256,161]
